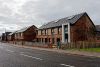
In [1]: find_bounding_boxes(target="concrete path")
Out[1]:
[11,43,100,58]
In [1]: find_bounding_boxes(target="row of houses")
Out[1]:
[0,25,37,42]
[0,12,100,46]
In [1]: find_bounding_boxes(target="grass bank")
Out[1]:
[65,48,100,52]
[79,48,100,52]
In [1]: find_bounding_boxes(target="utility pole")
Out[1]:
[4,28,6,41]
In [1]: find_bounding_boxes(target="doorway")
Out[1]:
[65,33,68,42]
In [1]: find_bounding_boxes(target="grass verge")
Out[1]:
[79,48,100,52]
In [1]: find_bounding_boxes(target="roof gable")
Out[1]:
[16,25,37,33]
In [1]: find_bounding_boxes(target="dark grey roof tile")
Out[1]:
[15,25,37,33]
[39,12,86,29]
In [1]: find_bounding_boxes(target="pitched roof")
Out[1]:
[96,25,100,31]
[8,32,14,35]
[8,31,17,35]
[16,25,37,33]
[39,12,86,29]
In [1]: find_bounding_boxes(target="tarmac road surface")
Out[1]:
[0,42,100,67]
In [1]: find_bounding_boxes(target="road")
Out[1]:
[0,42,100,67]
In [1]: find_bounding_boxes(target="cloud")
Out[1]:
[0,0,100,33]
[20,0,100,24]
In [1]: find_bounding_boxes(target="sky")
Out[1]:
[0,0,100,34]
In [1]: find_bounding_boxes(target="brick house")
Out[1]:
[36,12,96,44]
[1,32,11,41]
[95,25,100,42]
[14,25,37,42]
[7,31,16,41]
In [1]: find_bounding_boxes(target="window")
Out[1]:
[45,38,47,43]
[45,29,48,35]
[15,34,16,38]
[37,38,38,42]
[65,33,68,42]
[97,37,100,40]
[41,30,43,35]
[96,32,100,36]
[49,38,50,42]
[51,28,54,35]
[58,27,61,34]
[46,30,48,35]
[64,25,68,33]
[41,30,46,35]
[18,33,20,38]
[38,30,41,35]
[52,38,55,44]
[21,33,23,37]
[37,30,38,35]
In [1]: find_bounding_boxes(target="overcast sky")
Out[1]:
[0,0,100,34]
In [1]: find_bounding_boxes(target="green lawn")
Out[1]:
[80,48,100,52]
[66,48,100,52]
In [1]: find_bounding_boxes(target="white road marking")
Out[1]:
[20,52,25,54]
[6,49,14,53]
[20,53,43,60]
[60,64,75,67]
[31,57,43,60]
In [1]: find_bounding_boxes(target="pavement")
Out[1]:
[0,42,100,67]
[12,43,100,58]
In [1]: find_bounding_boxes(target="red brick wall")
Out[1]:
[36,27,62,44]
[37,14,96,43]
[23,26,37,41]
[96,32,100,42]
[15,26,37,41]
[7,34,15,41]
[70,14,95,42]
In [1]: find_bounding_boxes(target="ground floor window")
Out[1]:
[37,38,41,42]
[52,38,55,44]
[37,38,38,42]
[42,38,44,42]
[45,38,47,43]
[49,38,50,42]
[57,38,60,42]
[97,37,100,40]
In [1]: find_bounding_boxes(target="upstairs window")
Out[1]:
[45,29,48,35]
[64,25,68,33]
[51,28,55,35]
[41,30,43,35]
[58,27,61,34]
[21,33,23,37]
[36,30,38,35]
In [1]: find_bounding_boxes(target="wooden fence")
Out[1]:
[8,41,52,48]
[7,41,100,49]
[61,41,100,49]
